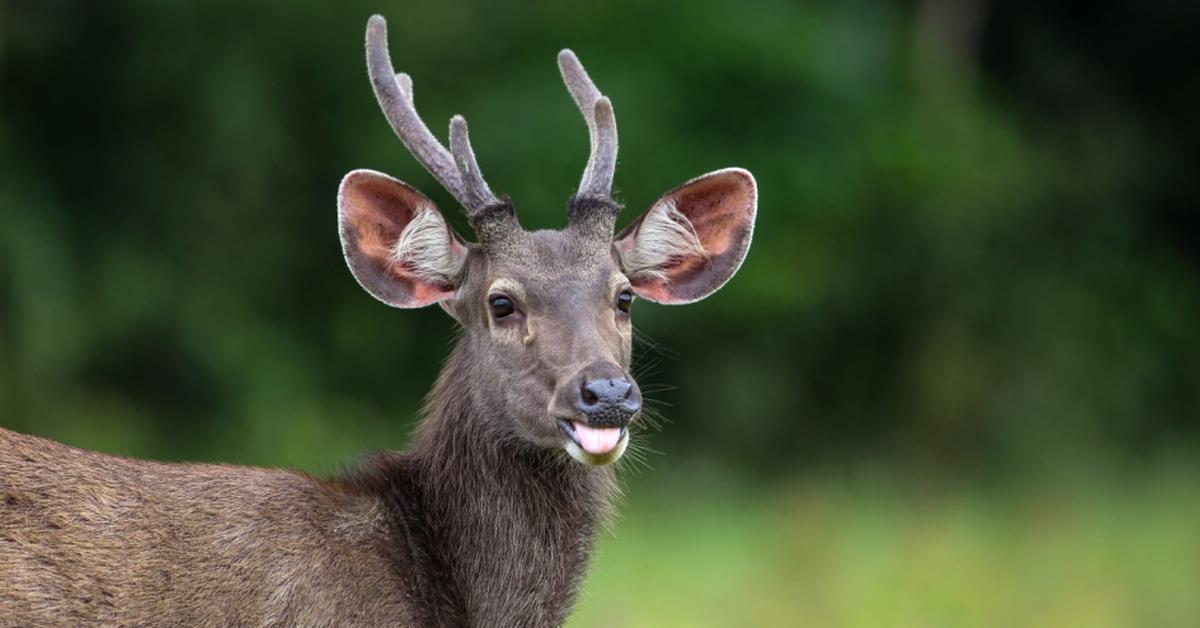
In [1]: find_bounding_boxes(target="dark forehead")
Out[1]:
[485,229,617,289]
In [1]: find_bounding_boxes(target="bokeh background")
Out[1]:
[3,1,1198,625]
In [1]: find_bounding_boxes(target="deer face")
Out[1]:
[453,227,638,465]
[336,17,756,466]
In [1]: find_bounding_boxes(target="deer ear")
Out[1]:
[615,168,756,304]
[338,169,469,308]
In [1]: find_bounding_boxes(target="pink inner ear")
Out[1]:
[628,275,674,303]
[341,174,419,268]
[338,170,463,308]
[625,168,756,304]
[408,279,456,303]
[671,171,754,258]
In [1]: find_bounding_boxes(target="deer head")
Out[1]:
[338,16,757,466]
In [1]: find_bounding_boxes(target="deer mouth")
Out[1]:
[558,419,628,466]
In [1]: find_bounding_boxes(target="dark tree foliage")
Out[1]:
[1,0,1197,478]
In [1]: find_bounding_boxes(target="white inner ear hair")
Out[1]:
[391,205,464,284]
[620,199,708,281]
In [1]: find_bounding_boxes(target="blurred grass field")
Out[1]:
[572,461,1200,627]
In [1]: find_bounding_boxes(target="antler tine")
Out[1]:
[394,72,414,107]
[558,49,619,200]
[365,16,467,206]
[449,115,502,213]
[587,97,617,198]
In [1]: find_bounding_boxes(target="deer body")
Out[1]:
[0,428,418,625]
[0,14,756,626]
[1,346,608,626]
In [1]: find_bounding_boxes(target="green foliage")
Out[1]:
[4,0,1195,474]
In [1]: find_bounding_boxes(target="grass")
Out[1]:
[570,462,1200,627]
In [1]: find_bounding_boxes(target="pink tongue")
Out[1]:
[572,423,623,455]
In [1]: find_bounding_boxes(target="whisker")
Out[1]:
[632,327,678,359]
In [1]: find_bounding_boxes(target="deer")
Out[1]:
[0,14,756,627]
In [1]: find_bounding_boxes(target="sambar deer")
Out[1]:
[0,15,756,626]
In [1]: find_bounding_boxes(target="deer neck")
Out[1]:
[386,342,617,626]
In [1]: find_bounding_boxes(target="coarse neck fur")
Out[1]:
[344,341,617,627]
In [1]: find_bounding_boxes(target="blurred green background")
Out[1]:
[2,1,1198,625]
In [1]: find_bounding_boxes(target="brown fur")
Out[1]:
[0,428,415,625]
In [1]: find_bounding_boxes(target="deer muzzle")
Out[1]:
[552,361,640,464]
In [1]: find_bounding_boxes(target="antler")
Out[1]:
[365,16,513,238]
[557,50,618,201]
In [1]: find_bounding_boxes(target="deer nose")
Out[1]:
[576,376,641,426]
[581,378,632,407]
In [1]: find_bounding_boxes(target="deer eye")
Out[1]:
[488,294,516,319]
[616,290,634,314]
